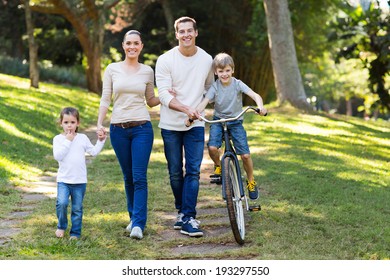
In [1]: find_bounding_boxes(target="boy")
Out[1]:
[195,52,267,199]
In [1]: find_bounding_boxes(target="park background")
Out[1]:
[0,0,389,261]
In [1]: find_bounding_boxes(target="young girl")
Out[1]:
[53,107,106,240]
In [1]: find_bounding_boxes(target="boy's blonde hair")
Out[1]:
[212,53,235,71]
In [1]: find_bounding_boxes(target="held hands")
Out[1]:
[185,107,201,127]
[96,125,107,141]
[184,106,203,127]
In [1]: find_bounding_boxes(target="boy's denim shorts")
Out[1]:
[207,117,250,155]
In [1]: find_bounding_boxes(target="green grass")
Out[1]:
[0,74,100,216]
[0,73,389,260]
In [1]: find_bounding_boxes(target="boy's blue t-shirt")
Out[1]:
[205,77,250,120]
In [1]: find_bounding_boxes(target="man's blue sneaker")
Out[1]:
[173,213,184,230]
[180,217,203,237]
[246,180,259,200]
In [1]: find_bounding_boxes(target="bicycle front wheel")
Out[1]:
[223,156,245,245]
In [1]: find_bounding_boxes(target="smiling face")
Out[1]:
[122,33,143,59]
[216,65,234,86]
[175,21,198,50]
[61,113,79,134]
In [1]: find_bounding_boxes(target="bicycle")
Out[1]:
[187,106,265,245]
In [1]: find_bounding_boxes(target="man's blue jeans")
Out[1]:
[56,182,86,238]
[161,127,204,221]
[110,122,153,231]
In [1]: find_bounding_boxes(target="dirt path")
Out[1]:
[0,111,248,255]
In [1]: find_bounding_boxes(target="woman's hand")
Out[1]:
[96,125,106,141]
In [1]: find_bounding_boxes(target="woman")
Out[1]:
[97,30,159,240]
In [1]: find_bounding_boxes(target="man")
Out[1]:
[156,16,214,237]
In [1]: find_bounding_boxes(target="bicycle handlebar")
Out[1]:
[185,106,267,127]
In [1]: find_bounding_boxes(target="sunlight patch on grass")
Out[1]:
[0,73,30,89]
[247,146,268,154]
[86,211,128,224]
[278,121,355,137]
[153,138,164,146]
[269,200,325,219]
[99,149,115,156]
[363,134,390,147]
[0,155,41,179]
[150,152,167,162]
[0,119,51,148]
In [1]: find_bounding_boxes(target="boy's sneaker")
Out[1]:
[210,165,222,184]
[173,213,184,230]
[180,217,203,237]
[246,180,259,200]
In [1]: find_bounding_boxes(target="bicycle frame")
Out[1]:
[188,106,263,244]
[195,106,262,211]
[219,125,247,207]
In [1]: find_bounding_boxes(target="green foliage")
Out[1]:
[288,0,340,62]
[301,53,371,112]
[0,55,86,87]
[0,73,99,191]
[327,1,390,113]
[0,76,389,259]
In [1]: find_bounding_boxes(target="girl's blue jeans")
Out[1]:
[110,121,153,231]
[161,127,204,222]
[56,182,86,238]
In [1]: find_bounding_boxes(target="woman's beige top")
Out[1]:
[100,62,155,123]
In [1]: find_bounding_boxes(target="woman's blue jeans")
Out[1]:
[161,127,204,221]
[110,122,153,231]
[56,182,86,238]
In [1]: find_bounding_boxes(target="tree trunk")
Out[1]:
[263,0,312,112]
[160,0,176,47]
[346,99,352,116]
[24,0,39,88]
[79,13,105,94]
[30,0,121,94]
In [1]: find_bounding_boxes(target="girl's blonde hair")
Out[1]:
[58,107,80,132]
[212,53,235,71]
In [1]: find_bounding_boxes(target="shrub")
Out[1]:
[0,55,86,88]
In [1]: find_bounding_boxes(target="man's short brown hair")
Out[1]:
[174,16,197,32]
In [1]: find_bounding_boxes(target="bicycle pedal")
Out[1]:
[249,205,261,212]
[210,176,222,184]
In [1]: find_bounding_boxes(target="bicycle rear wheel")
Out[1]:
[223,156,245,245]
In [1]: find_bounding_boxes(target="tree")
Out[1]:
[30,0,121,94]
[139,0,275,104]
[328,1,390,113]
[24,0,39,88]
[263,0,313,112]
[0,1,26,59]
